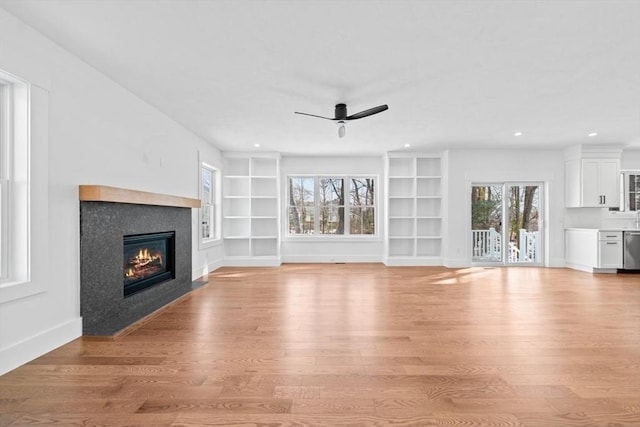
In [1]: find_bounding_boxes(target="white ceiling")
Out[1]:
[1,0,639,155]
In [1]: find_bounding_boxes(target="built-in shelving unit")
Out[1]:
[222,153,280,266]
[385,153,443,265]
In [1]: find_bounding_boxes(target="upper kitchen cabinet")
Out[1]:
[565,145,623,208]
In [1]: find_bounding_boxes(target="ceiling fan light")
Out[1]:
[338,121,346,138]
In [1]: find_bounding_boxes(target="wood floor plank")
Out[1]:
[291,398,376,415]
[136,397,292,414]
[0,264,638,425]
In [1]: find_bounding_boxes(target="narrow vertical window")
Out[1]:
[349,178,375,235]
[629,173,639,212]
[319,178,344,234]
[0,78,10,279]
[288,177,315,234]
[200,163,219,243]
[0,70,30,285]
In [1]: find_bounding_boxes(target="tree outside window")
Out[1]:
[288,177,314,234]
[350,178,375,235]
[288,176,375,236]
[319,178,344,234]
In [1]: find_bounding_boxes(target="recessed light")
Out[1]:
[254,143,261,148]
[588,132,597,137]
[514,132,523,136]
[404,143,411,148]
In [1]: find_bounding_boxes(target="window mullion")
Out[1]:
[314,176,320,235]
[344,176,350,235]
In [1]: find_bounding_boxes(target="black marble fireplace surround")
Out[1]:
[80,201,192,335]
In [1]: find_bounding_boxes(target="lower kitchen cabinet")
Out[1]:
[598,232,623,269]
[565,228,622,273]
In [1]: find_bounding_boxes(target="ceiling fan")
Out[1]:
[295,103,389,138]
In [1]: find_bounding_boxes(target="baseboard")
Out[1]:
[281,255,382,263]
[0,317,82,375]
[383,257,443,266]
[443,258,469,268]
[208,259,224,272]
[565,262,595,273]
[566,263,616,274]
[548,258,566,268]
[192,258,224,279]
[224,256,282,267]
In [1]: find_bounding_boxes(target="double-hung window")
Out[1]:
[287,176,376,236]
[200,162,220,245]
[0,70,30,286]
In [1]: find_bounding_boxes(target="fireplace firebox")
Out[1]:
[123,231,175,297]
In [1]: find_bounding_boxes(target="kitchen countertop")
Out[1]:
[565,227,640,232]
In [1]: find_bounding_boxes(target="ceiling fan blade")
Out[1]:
[294,111,336,120]
[345,104,388,120]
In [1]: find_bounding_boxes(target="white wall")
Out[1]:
[444,149,566,267]
[280,156,384,262]
[0,9,223,374]
[621,149,640,170]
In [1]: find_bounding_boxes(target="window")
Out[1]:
[626,172,640,211]
[288,176,376,236]
[200,162,220,244]
[0,77,9,279]
[611,171,640,212]
[0,70,29,285]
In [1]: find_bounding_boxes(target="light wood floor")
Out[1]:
[1,264,639,426]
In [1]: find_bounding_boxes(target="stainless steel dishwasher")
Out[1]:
[623,231,640,269]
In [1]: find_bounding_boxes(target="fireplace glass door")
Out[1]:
[123,231,175,297]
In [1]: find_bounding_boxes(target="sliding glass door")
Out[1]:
[471,183,543,265]
[471,184,504,263]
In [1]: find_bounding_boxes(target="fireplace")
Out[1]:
[80,185,199,335]
[123,231,175,297]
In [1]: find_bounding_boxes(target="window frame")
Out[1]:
[622,171,640,212]
[0,78,11,280]
[607,170,640,216]
[0,70,30,287]
[199,161,221,248]
[286,174,379,240]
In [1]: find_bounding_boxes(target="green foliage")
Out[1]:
[472,198,501,230]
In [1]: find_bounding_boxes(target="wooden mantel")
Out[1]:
[79,185,201,208]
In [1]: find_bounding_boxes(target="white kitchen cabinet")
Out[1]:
[565,229,622,273]
[566,158,620,208]
[598,231,623,269]
[564,145,623,208]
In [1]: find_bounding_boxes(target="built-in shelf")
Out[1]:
[222,154,281,266]
[386,153,443,265]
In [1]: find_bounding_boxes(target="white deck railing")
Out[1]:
[472,228,539,263]
[472,227,502,261]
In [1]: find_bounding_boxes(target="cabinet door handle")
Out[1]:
[606,242,617,245]
[599,195,603,204]
[603,195,606,204]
